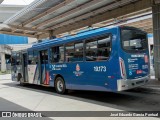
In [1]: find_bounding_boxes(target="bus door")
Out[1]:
[39,50,49,85]
[22,53,28,82]
[11,52,17,81]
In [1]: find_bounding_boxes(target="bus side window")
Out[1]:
[97,35,111,61]
[33,51,38,64]
[16,53,21,65]
[85,39,97,61]
[65,41,84,62]
[65,43,74,62]
[11,57,16,66]
[74,42,83,62]
[51,46,64,63]
[28,51,34,65]
[85,34,111,61]
[28,51,38,65]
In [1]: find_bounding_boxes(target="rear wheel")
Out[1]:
[55,77,66,94]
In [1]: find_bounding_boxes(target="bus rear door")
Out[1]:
[11,52,17,81]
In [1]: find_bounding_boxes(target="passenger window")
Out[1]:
[11,52,16,66]
[65,41,84,62]
[16,53,21,65]
[28,51,34,65]
[33,51,38,64]
[74,42,83,62]
[65,43,74,62]
[11,57,16,66]
[85,39,97,61]
[51,46,64,63]
[85,35,111,61]
[97,35,111,61]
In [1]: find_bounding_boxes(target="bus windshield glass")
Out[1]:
[121,27,148,52]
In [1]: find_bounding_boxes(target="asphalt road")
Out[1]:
[0,75,160,120]
[3,80,160,111]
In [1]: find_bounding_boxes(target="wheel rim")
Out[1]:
[57,80,63,92]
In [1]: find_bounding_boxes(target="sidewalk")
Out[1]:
[148,77,160,86]
[141,78,160,92]
[0,74,11,80]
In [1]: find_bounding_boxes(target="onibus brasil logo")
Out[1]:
[73,64,84,76]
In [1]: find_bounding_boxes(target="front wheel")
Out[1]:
[55,77,66,94]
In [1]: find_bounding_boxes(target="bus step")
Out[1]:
[42,84,50,87]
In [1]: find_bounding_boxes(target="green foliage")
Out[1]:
[0,70,11,75]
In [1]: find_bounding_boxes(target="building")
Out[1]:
[0,34,37,71]
[0,3,37,71]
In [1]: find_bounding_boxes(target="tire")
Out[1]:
[55,77,66,94]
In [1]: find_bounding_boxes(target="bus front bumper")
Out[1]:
[117,76,149,91]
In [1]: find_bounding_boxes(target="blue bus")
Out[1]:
[11,26,150,94]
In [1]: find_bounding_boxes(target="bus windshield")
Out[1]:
[121,27,148,52]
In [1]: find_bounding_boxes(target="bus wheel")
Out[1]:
[55,77,66,94]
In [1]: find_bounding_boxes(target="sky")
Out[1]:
[2,0,35,5]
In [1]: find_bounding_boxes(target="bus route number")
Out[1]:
[94,66,106,72]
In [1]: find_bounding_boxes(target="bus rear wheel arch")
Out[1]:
[54,76,67,94]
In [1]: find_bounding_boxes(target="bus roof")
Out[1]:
[29,26,119,51]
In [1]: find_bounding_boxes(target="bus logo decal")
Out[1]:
[129,70,132,76]
[76,64,80,72]
[144,55,148,63]
[52,65,56,70]
[73,64,84,76]
[51,64,67,71]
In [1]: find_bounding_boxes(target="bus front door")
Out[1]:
[39,50,49,85]
[22,53,28,82]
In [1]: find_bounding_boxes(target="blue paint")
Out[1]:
[148,34,153,38]
[26,26,149,92]
[0,34,28,44]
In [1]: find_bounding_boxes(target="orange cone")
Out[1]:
[45,71,49,85]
